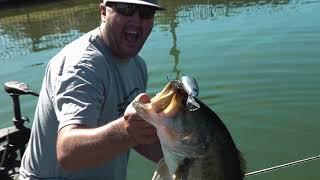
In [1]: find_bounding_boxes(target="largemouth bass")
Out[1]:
[133,76,246,180]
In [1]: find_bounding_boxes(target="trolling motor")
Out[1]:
[3,81,39,128]
[0,81,38,178]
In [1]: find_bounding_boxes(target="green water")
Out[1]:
[1,0,320,179]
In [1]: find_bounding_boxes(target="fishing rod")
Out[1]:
[245,154,320,177]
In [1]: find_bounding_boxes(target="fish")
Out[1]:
[132,75,246,180]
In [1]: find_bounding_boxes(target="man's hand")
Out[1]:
[124,93,159,146]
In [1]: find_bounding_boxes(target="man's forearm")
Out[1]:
[57,117,136,171]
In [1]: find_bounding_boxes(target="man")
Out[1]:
[19,0,165,179]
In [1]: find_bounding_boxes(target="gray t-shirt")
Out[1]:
[19,28,148,180]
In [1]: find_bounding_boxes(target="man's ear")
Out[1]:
[99,3,107,22]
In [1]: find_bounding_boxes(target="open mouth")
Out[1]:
[124,30,139,44]
[150,82,186,118]
[150,83,177,113]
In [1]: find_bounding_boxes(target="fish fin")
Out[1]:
[152,158,171,180]
[173,158,195,180]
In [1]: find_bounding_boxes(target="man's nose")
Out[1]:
[131,10,142,23]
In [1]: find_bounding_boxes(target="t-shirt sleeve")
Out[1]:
[52,56,106,131]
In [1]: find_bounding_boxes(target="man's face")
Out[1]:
[100,3,155,60]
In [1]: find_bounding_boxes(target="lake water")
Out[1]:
[1,0,320,179]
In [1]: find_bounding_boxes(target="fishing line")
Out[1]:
[245,154,320,177]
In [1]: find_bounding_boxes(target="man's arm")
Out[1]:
[56,117,132,170]
[56,93,160,171]
[57,115,159,171]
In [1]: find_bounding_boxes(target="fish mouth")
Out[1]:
[132,81,186,125]
[136,82,185,113]
[150,82,178,113]
[150,82,188,121]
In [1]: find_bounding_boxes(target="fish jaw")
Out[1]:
[132,101,161,127]
[150,82,177,113]
[132,100,182,142]
[132,81,183,127]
